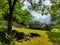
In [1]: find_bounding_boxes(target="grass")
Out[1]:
[47,28,60,45]
[12,26,54,45]
[0,26,60,45]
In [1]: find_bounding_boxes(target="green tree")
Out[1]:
[13,9,32,26]
[6,0,46,34]
[49,0,60,28]
[0,0,47,34]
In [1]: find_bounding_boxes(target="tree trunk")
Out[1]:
[7,0,17,34]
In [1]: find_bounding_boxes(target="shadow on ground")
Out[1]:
[46,32,60,45]
[0,30,40,44]
[11,30,40,41]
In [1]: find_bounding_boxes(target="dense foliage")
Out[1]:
[49,0,60,28]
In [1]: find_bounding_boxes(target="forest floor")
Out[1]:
[12,26,60,45]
